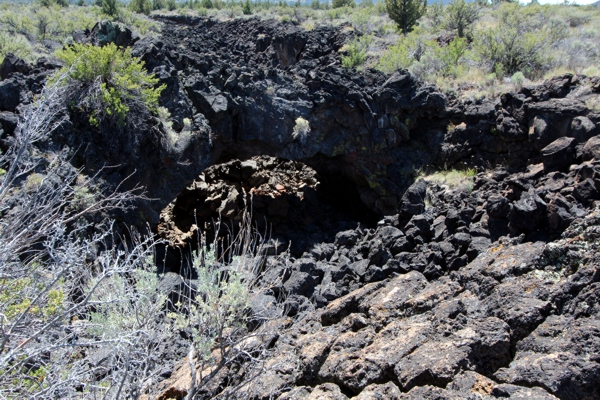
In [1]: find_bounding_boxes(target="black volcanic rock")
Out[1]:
[541,137,577,172]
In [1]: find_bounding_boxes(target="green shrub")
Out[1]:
[341,36,371,69]
[52,43,165,127]
[511,71,525,89]
[440,36,468,72]
[428,1,444,28]
[130,0,152,15]
[102,0,120,16]
[473,3,553,78]
[39,0,68,7]
[166,0,177,10]
[0,32,33,64]
[332,0,355,8]
[443,0,479,38]
[377,30,426,73]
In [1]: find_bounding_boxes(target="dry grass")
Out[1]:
[419,168,477,193]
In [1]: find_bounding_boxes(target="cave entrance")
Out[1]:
[157,155,379,274]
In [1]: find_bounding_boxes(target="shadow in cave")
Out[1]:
[155,155,380,278]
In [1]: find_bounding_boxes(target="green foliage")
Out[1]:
[385,0,427,36]
[440,36,468,70]
[420,167,476,193]
[153,0,166,10]
[130,0,153,14]
[341,35,372,69]
[52,43,165,127]
[428,0,443,27]
[444,0,479,38]
[0,32,33,65]
[243,0,252,14]
[169,249,250,362]
[473,3,553,77]
[166,0,177,9]
[377,30,425,73]
[102,0,120,16]
[511,71,525,88]
[40,0,68,7]
[0,277,65,323]
[87,268,166,339]
[333,0,355,8]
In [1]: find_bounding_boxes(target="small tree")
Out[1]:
[102,0,120,16]
[130,0,153,14]
[444,0,479,38]
[243,0,252,14]
[385,0,427,36]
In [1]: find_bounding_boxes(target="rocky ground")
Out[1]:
[1,16,600,400]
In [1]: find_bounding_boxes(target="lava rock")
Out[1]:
[582,135,600,161]
[399,179,427,218]
[508,189,548,232]
[541,137,577,172]
[0,53,32,80]
[570,116,597,142]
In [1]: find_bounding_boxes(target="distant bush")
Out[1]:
[39,0,68,7]
[511,71,525,89]
[428,1,444,28]
[52,43,165,128]
[0,32,33,64]
[332,0,355,8]
[130,0,152,15]
[102,0,120,16]
[443,0,479,38]
[341,35,372,69]
[377,30,426,73]
[474,4,553,78]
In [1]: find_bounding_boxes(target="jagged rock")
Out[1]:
[354,382,402,399]
[0,75,31,112]
[582,135,600,161]
[495,316,600,399]
[541,136,577,172]
[87,20,138,47]
[0,53,32,80]
[399,179,427,218]
[570,116,597,142]
[0,111,18,136]
[486,194,511,219]
[508,189,547,233]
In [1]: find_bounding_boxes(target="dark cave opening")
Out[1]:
[156,154,381,275]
